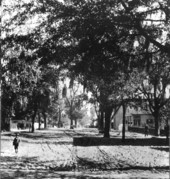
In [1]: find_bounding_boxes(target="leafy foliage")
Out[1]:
[2,0,170,136]
[63,81,87,127]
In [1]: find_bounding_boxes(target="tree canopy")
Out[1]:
[2,0,170,137]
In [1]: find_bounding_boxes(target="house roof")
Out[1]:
[126,107,152,115]
[131,113,152,115]
[12,120,31,123]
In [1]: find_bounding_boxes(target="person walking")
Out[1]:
[13,133,20,153]
[144,124,149,137]
[165,124,169,144]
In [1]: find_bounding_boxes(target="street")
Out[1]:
[0,128,169,178]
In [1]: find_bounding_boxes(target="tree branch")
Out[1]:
[135,23,170,55]
[139,83,154,113]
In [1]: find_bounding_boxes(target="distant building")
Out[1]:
[10,120,44,132]
[113,84,170,131]
[113,106,154,131]
[10,119,31,131]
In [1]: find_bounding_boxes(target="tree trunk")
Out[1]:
[165,122,169,144]
[154,115,160,136]
[38,112,41,130]
[70,111,74,129]
[58,108,61,128]
[98,107,104,133]
[104,107,112,138]
[32,109,37,133]
[154,110,160,136]
[70,118,73,129]
[122,103,126,142]
[75,119,77,128]
[43,112,47,129]
[100,110,104,130]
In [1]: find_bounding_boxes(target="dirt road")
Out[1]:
[0,128,169,178]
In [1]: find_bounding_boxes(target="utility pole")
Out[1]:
[122,102,126,142]
[122,96,128,143]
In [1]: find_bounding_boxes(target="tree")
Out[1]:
[2,33,63,131]
[1,41,42,130]
[88,92,104,133]
[109,0,170,136]
[63,80,87,128]
[60,0,170,138]
[114,0,170,56]
[2,1,62,131]
[161,100,170,143]
[129,53,170,136]
[55,0,137,138]
[3,0,170,137]
[86,76,124,136]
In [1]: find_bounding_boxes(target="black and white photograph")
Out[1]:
[1,0,170,178]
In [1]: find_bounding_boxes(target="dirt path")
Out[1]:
[0,128,169,178]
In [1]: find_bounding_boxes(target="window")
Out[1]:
[126,116,133,126]
[147,118,154,128]
[133,115,141,126]
[147,119,153,124]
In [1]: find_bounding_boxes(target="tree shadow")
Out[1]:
[73,137,169,146]
[0,155,39,163]
[0,155,40,173]
[2,129,169,147]
[0,169,113,179]
[3,131,70,140]
[150,146,169,152]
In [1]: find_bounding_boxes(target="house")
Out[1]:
[10,120,45,132]
[113,106,154,131]
[126,107,154,128]
[113,84,170,132]
[10,119,31,131]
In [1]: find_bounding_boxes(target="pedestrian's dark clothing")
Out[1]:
[13,135,20,153]
[165,125,169,136]
[165,125,169,143]
[145,124,149,136]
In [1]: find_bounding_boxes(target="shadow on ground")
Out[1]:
[3,132,66,140]
[2,129,169,146]
[2,129,99,139]
[1,170,92,179]
[0,156,39,168]
[0,170,104,179]
[1,167,169,179]
[73,137,169,146]
[151,146,169,152]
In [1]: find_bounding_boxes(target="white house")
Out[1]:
[113,85,170,131]
[113,106,154,131]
